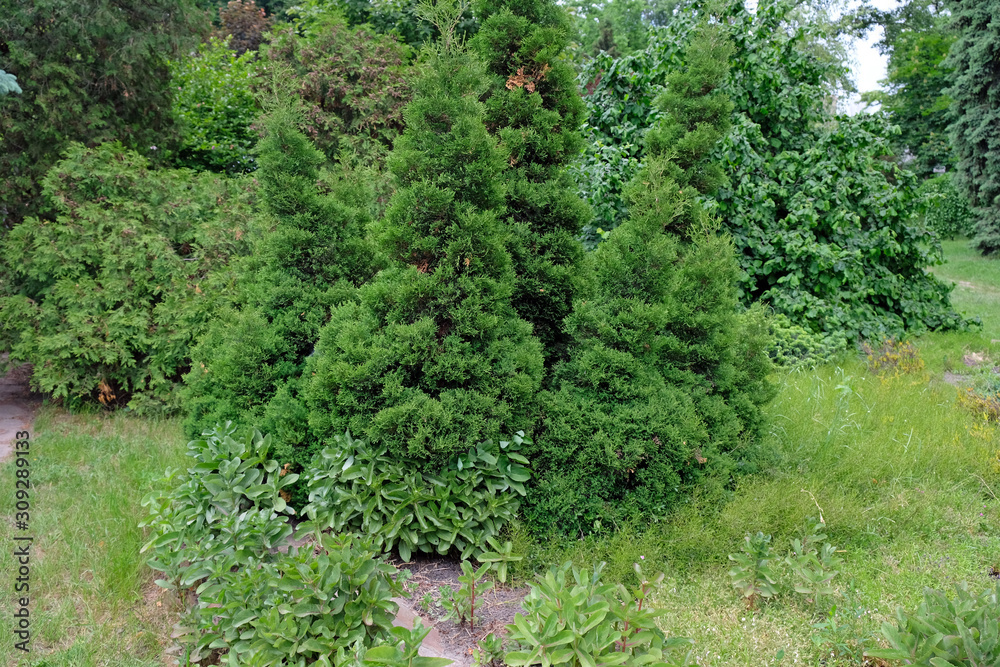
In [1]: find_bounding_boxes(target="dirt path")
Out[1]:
[0,354,41,463]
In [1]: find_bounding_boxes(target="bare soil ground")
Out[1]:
[0,353,41,463]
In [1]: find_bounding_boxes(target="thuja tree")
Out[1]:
[305,47,544,464]
[943,0,1000,255]
[526,27,774,536]
[182,101,379,466]
[469,0,591,365]
[0,0,206,227]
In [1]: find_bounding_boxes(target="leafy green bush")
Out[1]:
[305,48,544,464]
[505,561,695,667]
[525,26,774,536]
[140,424,426,667]
[0,143,250,413]
[301,431,531,562]
[918,173,977,240]
[867,583,1000,666]
[139,423,298,600]
[175,534,407,666]
[169,35,261,174]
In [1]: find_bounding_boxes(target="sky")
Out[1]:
[842,0,902,114]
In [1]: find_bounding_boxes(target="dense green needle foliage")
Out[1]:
[182,103,379,467]
[0,144,250,412]
[469,0,591,364]
[0,0,207,227]
[306,48,544,464]
[943,0,1000,255]
[526,27,774,536]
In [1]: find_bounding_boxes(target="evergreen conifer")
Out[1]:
[943,0,1000,254]
[182,101,379,466]
[469,0,591,364]
[526,26,774,535]
[305,40,544,463]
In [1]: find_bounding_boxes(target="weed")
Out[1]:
[440,561,494,630]
[728,532,780,609]
[860,337,925,377]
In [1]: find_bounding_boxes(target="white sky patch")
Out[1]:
[842,0,902,114]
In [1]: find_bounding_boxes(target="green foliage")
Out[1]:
[810,594,882,665]
[139,423,298,600]
[477,538,523,584]
[141,424,438,667]
[329,0,477,48]
[713,111,970,341]
[727,532,780,609]
[0,0,206,226]
[526,26,774,536]
[169,36,261,174]
[473,632,506,667]
[767,313,846,368]
[784,519,843,609]
[874,5,956,178]
[504,561,696,667]
[469,0,591,363]
[867,583,1000,666]
[300,431,531,562]
[0,143,249,413]
[440,561,494,630]
[574,0,969,341]
[181,102,378,472]
[943,0,1000,255]
[265,12,414,170]
[918,173,977,239]
[305,48,544,463]
[175,534,406,666]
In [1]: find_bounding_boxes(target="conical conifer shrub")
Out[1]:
[182,102,379,467]
[526,26,774,535]
[305,45,544,463]
[469,0,591,365]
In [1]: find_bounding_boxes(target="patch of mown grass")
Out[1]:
[0,409,187,667]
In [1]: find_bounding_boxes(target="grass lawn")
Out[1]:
[2,241,1000,667]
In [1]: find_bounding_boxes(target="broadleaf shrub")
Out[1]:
[0,143,251,413]
[139,423,298,600]
[140,424,415,667]
[917,173,977,240]
[169,35,261,174]
[301,431,531,562]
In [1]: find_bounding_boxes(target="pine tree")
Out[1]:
[943,0,1000,254]
[305,44,544,463]
[469,0,591,365]
[525,26,774,535]
[182,101,379,467]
